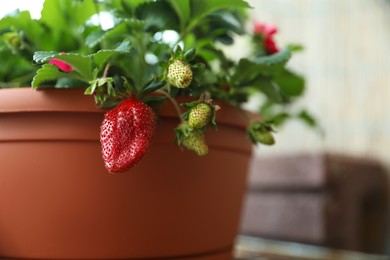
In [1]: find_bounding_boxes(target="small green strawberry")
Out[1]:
[182,130,208,156]
[188,102,212,129]
[247,121,275,145]
[181,98,219,129]
[176,123,208,156]
[167,60,193,88]
[4,32,22,50]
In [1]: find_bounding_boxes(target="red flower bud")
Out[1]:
[253,20,280,55]
[264,37,279,55]
[49,55,72,73]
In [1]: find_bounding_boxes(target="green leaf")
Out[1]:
[31,64,86,89]
[297,110,317,128]
[250,48,292,66]
[168,84,179,96]
[273,69,305,97]
[34,41,131,83]
[0,11,46,49]
[114,40,132,53]
[33,52,93,81]
[98,101,121,109]
[184,48,196,61]
[210,105,218,128]
[191,63,206,73]
[33,51,60,63]
[168,0,190,30]
[181,100,202,109]
[216,35,234,45]
[135,0,179,31]
[107,81,116,96]
[72,0,97,28]
[120,0,148,10]
[38,0,98,51]
[0,10,30,30]
[91,40,132,72]
[287,44,304,53]
[40,0,68,30]
[52,54,93,81]
[190,0,250,21]
[267,112,290,127]
[55,78,87,88]
[172,45,183,60]
[250,78,283,104]
[209,11,246,35]
[142,96,167,110]
[85,22,127,48]
[181,110,190,121]
[140,80,165,96]
[84,83,96,95]
[41,0,97,29]
[232,59,283,85]
[231,49,291,85]
[85,30,106,48]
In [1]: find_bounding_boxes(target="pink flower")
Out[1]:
[253,21,277,37]
[48,53,72,73]
[253,21,280,55]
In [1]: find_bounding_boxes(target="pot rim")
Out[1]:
[0,87,255,129]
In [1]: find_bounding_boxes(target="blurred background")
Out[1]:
[1,0,389,258]
[247,0,390,169]
[239,0,390,258]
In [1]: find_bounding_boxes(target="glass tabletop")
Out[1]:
[234,236,389,260]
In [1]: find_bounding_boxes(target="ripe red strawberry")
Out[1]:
[100,99,156,173]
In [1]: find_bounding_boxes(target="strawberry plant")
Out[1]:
[0,0,317,173]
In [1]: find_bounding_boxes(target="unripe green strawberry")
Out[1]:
[4,32,22,49]
[251,130,275,145]
[167,60,193,88]
[248,121,275,145]
[188,102,212,129]
[182,130,208,156]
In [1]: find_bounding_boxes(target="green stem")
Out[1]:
[93,1,102,29]
[156,89,184,123]
[103,63,111,78]
[135,33,147,91]
[174,18,201,47]
[10,72,36,85]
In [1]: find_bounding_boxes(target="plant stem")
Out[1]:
[93,1,102,29]
[156,89,184,123]
[10,72,36,85]
[175,19,200,46]
[103,63,111,78]
[135,33,147,91]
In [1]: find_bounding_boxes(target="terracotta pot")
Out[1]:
[0,88,252,260]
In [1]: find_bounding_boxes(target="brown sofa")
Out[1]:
[240,153,388,254]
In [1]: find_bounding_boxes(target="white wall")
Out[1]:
[0,1,44,19]
[247,0,390,165]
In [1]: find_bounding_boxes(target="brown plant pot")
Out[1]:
[0,88,252,260]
